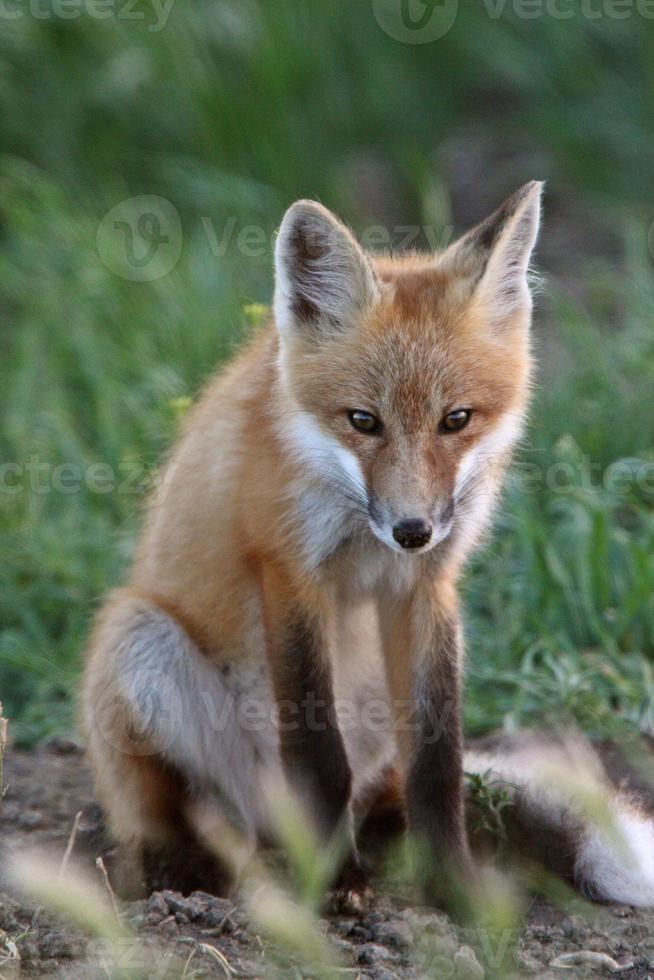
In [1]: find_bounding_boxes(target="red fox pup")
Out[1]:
[83,182,654,911]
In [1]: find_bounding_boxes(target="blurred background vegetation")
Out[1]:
[1,1,653,745]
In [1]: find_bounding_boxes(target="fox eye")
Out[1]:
[348,409,381,434]
[440,409,472,434]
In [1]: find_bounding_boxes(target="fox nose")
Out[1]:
[392,518,432,550]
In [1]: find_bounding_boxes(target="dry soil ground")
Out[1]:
[1,743,654,979]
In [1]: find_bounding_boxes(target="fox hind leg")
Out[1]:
[354,766,407,867]
[82,590,278,896]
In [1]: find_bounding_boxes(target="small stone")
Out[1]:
[453,945,485,980]
[561,915,587,940]
[145,892,169,924]
[515,951,543,974]
[371,920,413,949]
[78,804,105,835]
[195,898,235,930]
[333,918,357,937]
[160,891,191,915]
[331,937,356,959]
[39,931,85,960]
[123,899,147,924]
[16,939,39,963]
[43,735,82,755]
[0,907,20,933]
[154,915,179,937]
[401,907,454,938]
[163,889,231,924]
[356,943,397,966]
[231,960,260,977]
[17,810,43,829]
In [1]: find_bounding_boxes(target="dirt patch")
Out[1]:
[2,744,654,978]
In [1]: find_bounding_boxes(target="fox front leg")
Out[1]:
[261,566,369,909]
[381,582,474,916]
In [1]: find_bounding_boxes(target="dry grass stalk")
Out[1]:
[60,810,83,879]
[95,856,121,924]
[0,702,7,808]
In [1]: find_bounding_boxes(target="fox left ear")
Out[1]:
[448,181,543,329]
[274,200,379,338]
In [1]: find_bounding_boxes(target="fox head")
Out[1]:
[273,183,542,561]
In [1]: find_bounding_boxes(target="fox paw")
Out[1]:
[329,881,373,915]
[329,857,372,915]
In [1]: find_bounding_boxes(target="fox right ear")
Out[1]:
[445,181,543,331]
[274,201,379,338]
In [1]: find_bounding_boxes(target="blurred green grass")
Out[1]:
[1,2,653,744]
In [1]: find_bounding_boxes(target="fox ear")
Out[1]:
[448,181,543,329]
[274,200,379,337]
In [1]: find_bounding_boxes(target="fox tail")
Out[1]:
[464,732,654,907]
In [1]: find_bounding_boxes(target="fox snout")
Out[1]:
[368,496,454,554]
[392,518,432,551]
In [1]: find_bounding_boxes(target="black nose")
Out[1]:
[392,519,432,550]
